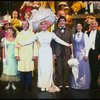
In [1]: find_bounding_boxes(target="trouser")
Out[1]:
[56,55,70,86]
[89,49,100,88]
[20,71,32,86]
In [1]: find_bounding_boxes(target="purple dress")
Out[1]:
[70,33,91,90]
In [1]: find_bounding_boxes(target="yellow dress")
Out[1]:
[11,18,22,28]
[15,30,35,72]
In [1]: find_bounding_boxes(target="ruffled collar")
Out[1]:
[75,31,83,41]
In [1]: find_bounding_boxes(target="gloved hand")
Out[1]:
[3,58,6,65]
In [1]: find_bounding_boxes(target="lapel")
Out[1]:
[55,27,69,40]
[95,30,99,46]
[64,27,69,39]
[87,31,91,37]
[56,28,62,38]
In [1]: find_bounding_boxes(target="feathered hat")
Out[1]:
[30,8,57,30]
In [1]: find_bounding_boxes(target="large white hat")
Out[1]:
[58,2,67,6]
[30,8,57,30]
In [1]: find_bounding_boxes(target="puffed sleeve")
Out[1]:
[52,32,70,47]
[84,33,90,56]
[1,37,5,47]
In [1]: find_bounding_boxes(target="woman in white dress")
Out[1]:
[17,8,72,92]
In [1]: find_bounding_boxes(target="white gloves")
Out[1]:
[3,58,7,65]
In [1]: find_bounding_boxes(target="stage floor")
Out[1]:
[0,64,100,99]
[0,80,100,99]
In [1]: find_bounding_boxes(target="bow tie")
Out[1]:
[60,27,65,30]
[60,28,65,33]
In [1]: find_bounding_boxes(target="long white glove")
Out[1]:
[3,58,7,66]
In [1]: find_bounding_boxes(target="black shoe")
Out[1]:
[59,85,63,88]
[90,84,99,89]
[65,85,70,88]
[26,85,32,92]
[20,84,26,90]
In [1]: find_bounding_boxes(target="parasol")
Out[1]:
[68,45,79,86]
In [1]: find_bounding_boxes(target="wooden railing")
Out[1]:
[72,14,100,19]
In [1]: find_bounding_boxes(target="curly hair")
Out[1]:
[7,27,17,38]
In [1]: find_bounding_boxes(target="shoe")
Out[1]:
[11,84,16,90]
[5,84,10,90]
[46,88,49,91]
[41,88,45,91]
[59,85,63,88]
[65,85,69,88]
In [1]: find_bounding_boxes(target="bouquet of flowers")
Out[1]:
[71,1,85,14]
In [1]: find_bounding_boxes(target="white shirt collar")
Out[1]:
[76,31,83,36]
[22,30,29,35]
[91,29,97,34]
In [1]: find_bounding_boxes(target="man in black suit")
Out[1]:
[87,20,100,88]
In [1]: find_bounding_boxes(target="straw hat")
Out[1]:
[58,2,67,6]
[0,16,4,27]
[30,8,57,30]
[64,6,69,10]
[33,1,40,8]
[0,20,10,28]
[3,20,9,24]
[3,14,11,23]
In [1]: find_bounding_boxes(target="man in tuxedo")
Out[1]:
[87,20,100,88]
[51,16,72,88]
